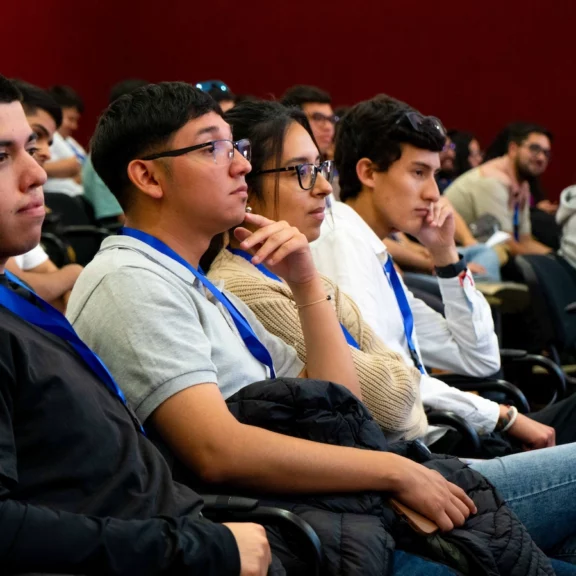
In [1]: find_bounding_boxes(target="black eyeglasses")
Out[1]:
[309,112,340,125]
[395,111,447,139]
[195,80,231,94]
[141,139,251,164]
[524,143,552,160]
[254,160,334,190]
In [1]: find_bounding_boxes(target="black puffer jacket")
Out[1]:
[226,378,554,576]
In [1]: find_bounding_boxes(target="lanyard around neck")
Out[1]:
[382,257,425,374]
[0,271,144,433]
[228,247,361,350]
[119,228,276,378]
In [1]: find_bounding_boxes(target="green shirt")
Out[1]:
[82,156,123,220]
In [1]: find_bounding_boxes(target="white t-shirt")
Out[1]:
[13,246,49,271]
[311,200,501,441]
[44,132,85,197]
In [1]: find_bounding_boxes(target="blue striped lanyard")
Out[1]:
[228,248,361,350]
[119,228,276,378]
[513,203,520,242]
[0,271,145,433]
[382,257,425,374]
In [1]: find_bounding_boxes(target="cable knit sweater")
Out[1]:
[208,249,428,440]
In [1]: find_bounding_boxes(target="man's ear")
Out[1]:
[127,159,165,200]
[507,141,519,159]
[356,158,377,190]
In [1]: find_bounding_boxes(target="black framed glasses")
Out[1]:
[254,160,334,190]
[395,111,447,139]
[524,143,552,160]
[309,112,340,125]
[141,139,251,164]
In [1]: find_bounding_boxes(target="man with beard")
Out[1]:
[445,124,552,255]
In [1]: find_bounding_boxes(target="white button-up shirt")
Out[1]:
[311,201,501,443]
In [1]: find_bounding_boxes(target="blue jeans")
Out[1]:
[459,244,502,282]
[471,443,576,564]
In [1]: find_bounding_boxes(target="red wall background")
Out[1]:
[5,0,574,197]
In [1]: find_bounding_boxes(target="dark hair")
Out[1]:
[109,79,149,104]
[281,85,332,108]
[200,99,316,272]
[484,122,553,161]
[448,129,475,176]
[48,85,85,113]
[91,81,221,210]
[12,80,62,128]
[0,74,22,104]
[207,86,235,104]
[335,94,446,202]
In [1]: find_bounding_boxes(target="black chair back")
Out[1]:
[516,254,576,354]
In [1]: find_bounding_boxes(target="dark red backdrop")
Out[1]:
[5,0,573,197]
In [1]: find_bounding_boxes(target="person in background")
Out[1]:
[557,185,576,271]
[484,122,560,250]
[449,130,483,175]
[83,79,150,226]
[435,134,456,193]
[6,80,82,311]
[44,84,86,197]
[445,123,553,256]
[196,79,236,112]
[282,85,338,160]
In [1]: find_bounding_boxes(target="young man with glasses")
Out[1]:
[0,75,272,576]
[445,124,552,255]
[65,82,576,574]
[310,94,576,456]
[282,85,339,159]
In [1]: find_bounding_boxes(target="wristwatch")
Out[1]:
[434,254,467,278]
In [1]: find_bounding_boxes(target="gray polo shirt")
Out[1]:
[67,235,303,422]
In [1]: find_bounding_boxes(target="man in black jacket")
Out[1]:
[0,75,271,575]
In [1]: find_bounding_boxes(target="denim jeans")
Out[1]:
[459,244,502,282]
[471,443,576,563]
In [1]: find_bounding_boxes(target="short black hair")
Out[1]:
[335,94,446,202]
[225,99,315,215]
[207,86,235,104]
[12,80,62,128]
[281,85,332,109]
[109,79,150,104]
[91,81,221,210]
[0,74,22,104]
[48,85,85,113]
[484,122,553,161]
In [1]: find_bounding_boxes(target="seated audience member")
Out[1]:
[6,80,82,310]
[212,97,576,456]
[44,84,86,197]
[445,123,552,255]
[557,185,576,270]
[0,74,271,576]
[435,134,456,193]
[282,85,338,160]
[450,130,483,175]
[83,80,149,225]
[484,122,560,251]
[196,79,236,112]
[66,82,576,574]
[309,94,576,454]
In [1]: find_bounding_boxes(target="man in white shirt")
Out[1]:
[311,94,576,454]
[5,81,83,310]
[44,85,85,197]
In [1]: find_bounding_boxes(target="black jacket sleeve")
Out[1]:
[0,497,241,575]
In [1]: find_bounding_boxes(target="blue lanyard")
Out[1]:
[382,257,425,374]
[119,228,276,378]
[0,271,145,433]
[513,203,520,242]
[66,138,86,164]
[228,248,360,350]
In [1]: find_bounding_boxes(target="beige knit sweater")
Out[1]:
[208,249,428,440]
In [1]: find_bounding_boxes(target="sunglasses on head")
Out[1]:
[395,111,447,139]
[195,80,231,94]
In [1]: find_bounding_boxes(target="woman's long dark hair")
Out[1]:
[200,99,318,271]
[448,130,476,177]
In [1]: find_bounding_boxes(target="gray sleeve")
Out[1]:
[471,179,514,232]
[225,291,304,379]
[72,268,218,422]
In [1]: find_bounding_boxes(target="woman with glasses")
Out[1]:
[448,130,484,176]
[204,99,429,439]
